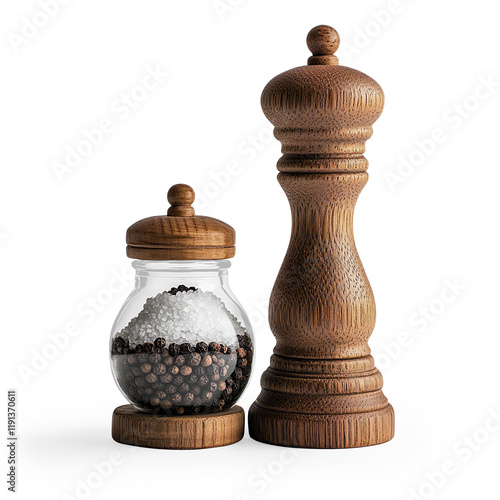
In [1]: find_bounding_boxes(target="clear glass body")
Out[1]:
[110,260,254,415]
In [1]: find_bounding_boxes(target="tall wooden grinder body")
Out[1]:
[248,25,395,448]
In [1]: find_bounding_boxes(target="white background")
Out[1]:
[2,0,500,499]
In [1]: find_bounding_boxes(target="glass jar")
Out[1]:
[110,259,254,415]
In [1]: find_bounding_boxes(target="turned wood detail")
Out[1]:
[126,184,236,260]
[249,25,395,448]
[112,405,244,449]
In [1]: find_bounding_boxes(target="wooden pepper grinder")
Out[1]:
[248,25,395,448]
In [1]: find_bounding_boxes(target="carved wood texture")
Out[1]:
[248,25,395,448]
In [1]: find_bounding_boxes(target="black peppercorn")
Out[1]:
[160,373,173,384]
[134,344,143,353]
[238,358,248,368]
[201,354,212,367]
[156,390,167,400]
[163,355,174,366]
[176,407,185,415]
[126,354,137,364]
[179,383,190,393]
[236,348,246,358]
[193,396,203,406]
[138,353,149,363]
[144,388,153,396]
[180,343,194,354]
[169,365,179,375]
[154,337,166,348]
[199,375,209,386]
[211,372,220,382]
[209,382,218,392]
[180,365,192,376]
[143,342,154,353]
[234,367,244,380]
[219,366,228,377]
[174,355,186,367]
[166,384,177,394]
[218,381,226,391]
[160,399,172,410]
[177,285,189,293]
[173,375,183,386]
[112,337,127,355]
[189,352,201,366]
[140,362,152,374]
[195,342,208,353]
[209,342,221,352]
[153,363,167,375]
[188,374,198,384]
[206,365,219,377]
[145,373,158,384]
[151,382,163,390]
[149,396,160,407]
[194,366,205,375]
[134,377,145,387]
[149,353,162,364]
[241,334,253,349]
[202,391,213,401]
[131,367,141,377]
[169,343,180,356]
[192,385,201,396]
[183,392,194,404]
[171,393,182,404]
[217,357,225,368]
[219,345,229,354]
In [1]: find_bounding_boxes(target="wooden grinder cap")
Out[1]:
[126,184,236,260]
[261,24,385,173]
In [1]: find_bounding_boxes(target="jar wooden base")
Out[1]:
[248,403,395,449]
[112,404,245,449]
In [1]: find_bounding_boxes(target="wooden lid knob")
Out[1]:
[307,25,339,65]
[167,184,195,216]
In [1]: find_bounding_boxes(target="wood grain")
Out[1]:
[112,405,245,449]
[126,184,236,260]
[248,25,394,448]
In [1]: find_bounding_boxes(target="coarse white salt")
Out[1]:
[118,289,244,348]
